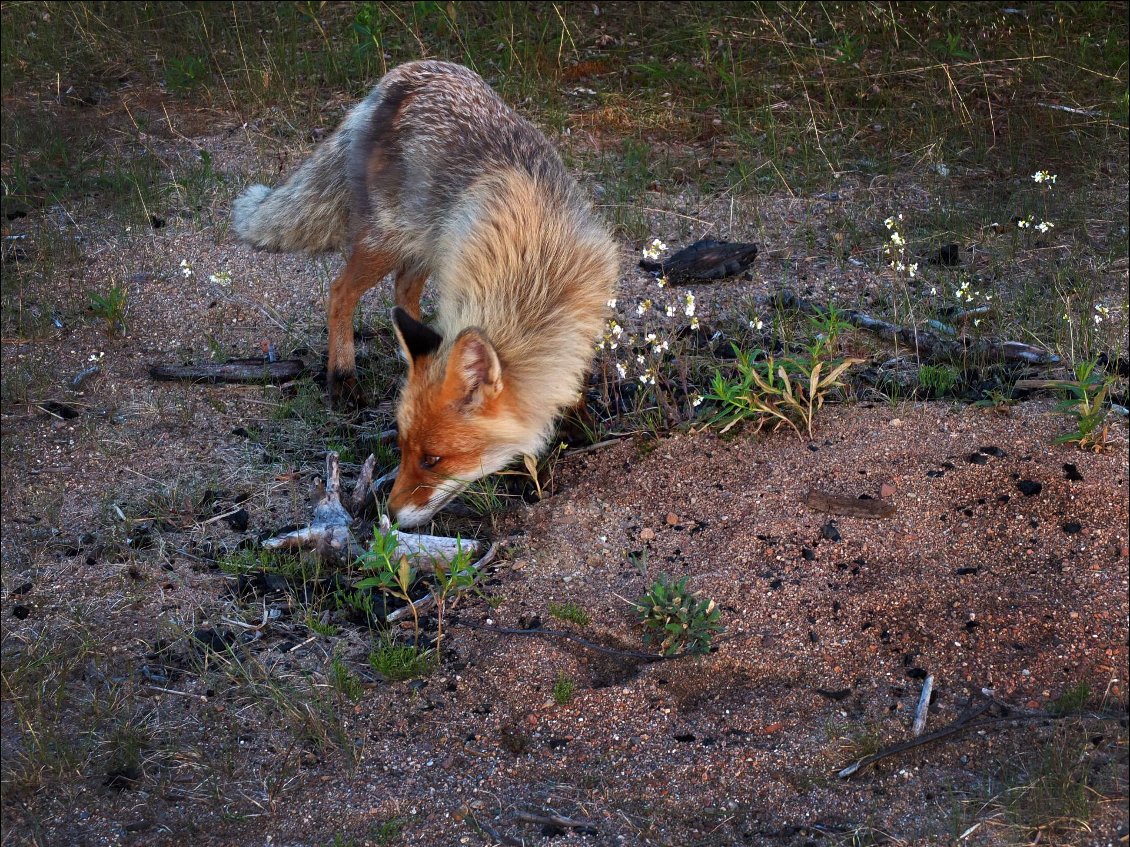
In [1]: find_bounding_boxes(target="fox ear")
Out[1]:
[391,307,443,366]
[444,328,503,409]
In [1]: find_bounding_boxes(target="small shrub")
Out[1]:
[356,523,418,628]
[548,602,590,627]
[635,575,722,656]
[88,285,128,335]
[707,345,861,439]
[1053,360,1115,451]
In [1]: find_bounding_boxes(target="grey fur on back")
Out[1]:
[231,61,588,259]
[230,94,378,253]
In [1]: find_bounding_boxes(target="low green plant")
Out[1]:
[368,638,434,682]
[1052,360,1116,451]
[973,388,1019,413]
[635,574,722,657]
[431,542,480,644]
[547,602,590,627]
[707,345,861,439]
[88,285,128,335]
[553,671,575,705]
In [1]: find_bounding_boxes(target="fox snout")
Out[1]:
[387,470,467,529]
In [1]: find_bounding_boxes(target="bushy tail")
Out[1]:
[231,102,371,253]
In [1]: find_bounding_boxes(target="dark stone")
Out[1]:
[674,733,696,742]
[802,548,816,561]
[955,567,979,575]
[928,244,961,266]
[12,604,30,619]
[221,508,250,532]
[816,688,852,701]
[1062,522,1083,534]
[1063,464,1083,481]
[979,445,1005,457]
[821,522,842,542]
[1016,480,1042,496]
[907,667,928,680]
[967,452,989,465]
[40,400,81,420]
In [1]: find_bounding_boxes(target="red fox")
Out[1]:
[232,61,618,527]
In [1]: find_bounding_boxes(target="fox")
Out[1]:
[231,61,619,528]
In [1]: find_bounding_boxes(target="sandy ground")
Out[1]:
[2,91,1128,847]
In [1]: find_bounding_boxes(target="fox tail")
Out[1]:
[231,102,372,253]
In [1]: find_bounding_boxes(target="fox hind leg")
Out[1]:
[327,242,396,409]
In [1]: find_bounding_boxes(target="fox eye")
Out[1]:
[421,454,442,470]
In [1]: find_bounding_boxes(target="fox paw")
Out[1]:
[328,370,363,411]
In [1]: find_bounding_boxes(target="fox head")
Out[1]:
[387,307,530,528]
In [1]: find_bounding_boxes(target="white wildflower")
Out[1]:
[691,393,703,408]
[637,298,652,316]
[1032,170,1057,184]
[683,292,695,317]
[665,303,677,318]
[889,231,905,247]
[616,361,627,378]
[690,316,700,330]
[1035,221,1054,233]
[209,270,231,285]
[908,263,918,278]
[180,259,193,278]
[656,275,668,289]
[606,298,618,309]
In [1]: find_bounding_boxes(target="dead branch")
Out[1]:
[912,674,934,736]
[260,452,480,567]
[772,290,1060,367]
[150,358,305,383]
[805,489,896,519]
[515,811,598,834]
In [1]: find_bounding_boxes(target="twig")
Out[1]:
[565,437,625,456]
[469,816,524,847]
[837,698,1125,778]
[146,685,208,701]
[912,675,934,736]
[515,811,597,834]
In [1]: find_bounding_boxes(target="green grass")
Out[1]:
[547,601,591,627]
[964,722,1127,847]
[552,671,576,706]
